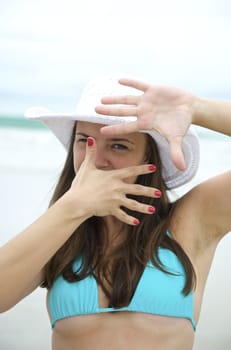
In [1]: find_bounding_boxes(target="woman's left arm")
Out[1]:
[96,78,231,239]
[191,97,231,239]
[193,97,231,136]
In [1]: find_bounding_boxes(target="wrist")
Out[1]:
[191,96,207,127]
[55,190,93,223]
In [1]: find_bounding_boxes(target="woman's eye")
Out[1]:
[76,138,87,144]
[112,144,128,150]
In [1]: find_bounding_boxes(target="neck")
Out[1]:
[102,216,127,245]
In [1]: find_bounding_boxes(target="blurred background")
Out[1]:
[0,0,231,349]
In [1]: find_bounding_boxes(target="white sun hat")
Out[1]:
[25,73,200,189]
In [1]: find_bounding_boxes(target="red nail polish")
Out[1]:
[148,164,156,171]
[154,190,162,198]
[148,206,156,213]
[87,137,94,147]
[133,219,140,225]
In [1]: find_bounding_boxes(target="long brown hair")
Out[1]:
[41,124,196,306]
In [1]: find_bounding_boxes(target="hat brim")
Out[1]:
[25,106,199,189]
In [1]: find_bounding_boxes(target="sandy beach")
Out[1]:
[0,127,231,350]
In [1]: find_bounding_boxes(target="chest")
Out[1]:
[49,249,195,327]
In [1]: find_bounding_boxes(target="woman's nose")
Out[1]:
[94,150,111,169]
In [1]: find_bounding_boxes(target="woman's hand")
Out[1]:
[68,137,160,225]
[95,78,197,170]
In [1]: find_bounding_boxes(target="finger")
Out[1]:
[168,136,186,171]
[125,183,161,199]
[100,121,139,135]
[114,163,157,180]
[114,208,141,226]
[95,105,137,116]
[99,95,138,105]
[119,78,149,92]
[84,137,96,167]
[123,198,156,215]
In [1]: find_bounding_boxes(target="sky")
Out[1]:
[1,0,231,115]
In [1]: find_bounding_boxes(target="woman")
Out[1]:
[0,74,230,350]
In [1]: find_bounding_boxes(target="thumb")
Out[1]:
[169,136,186,171]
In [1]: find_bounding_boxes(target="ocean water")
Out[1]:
[0,124,231,350]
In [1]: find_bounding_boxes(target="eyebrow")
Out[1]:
[76,132,135,145]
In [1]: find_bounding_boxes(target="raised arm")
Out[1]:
[96,78,231,239]
[193,97,231,135]
[191,97,231,240]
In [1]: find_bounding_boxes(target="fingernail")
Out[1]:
[87,137,94,147]
[148,164,156,171]
[148,206,156,213]
[133,219,140,225]
[154,190,162,198]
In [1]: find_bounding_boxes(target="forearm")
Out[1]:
[193,97,231,136]
[0,193,90,311]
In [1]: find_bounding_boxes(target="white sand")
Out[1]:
[0,127,231,350]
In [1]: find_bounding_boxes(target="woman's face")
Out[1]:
[73,122,148,183]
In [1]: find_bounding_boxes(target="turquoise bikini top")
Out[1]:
[48,239,196,331]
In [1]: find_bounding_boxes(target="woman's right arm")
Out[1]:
[0,194,90,312]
